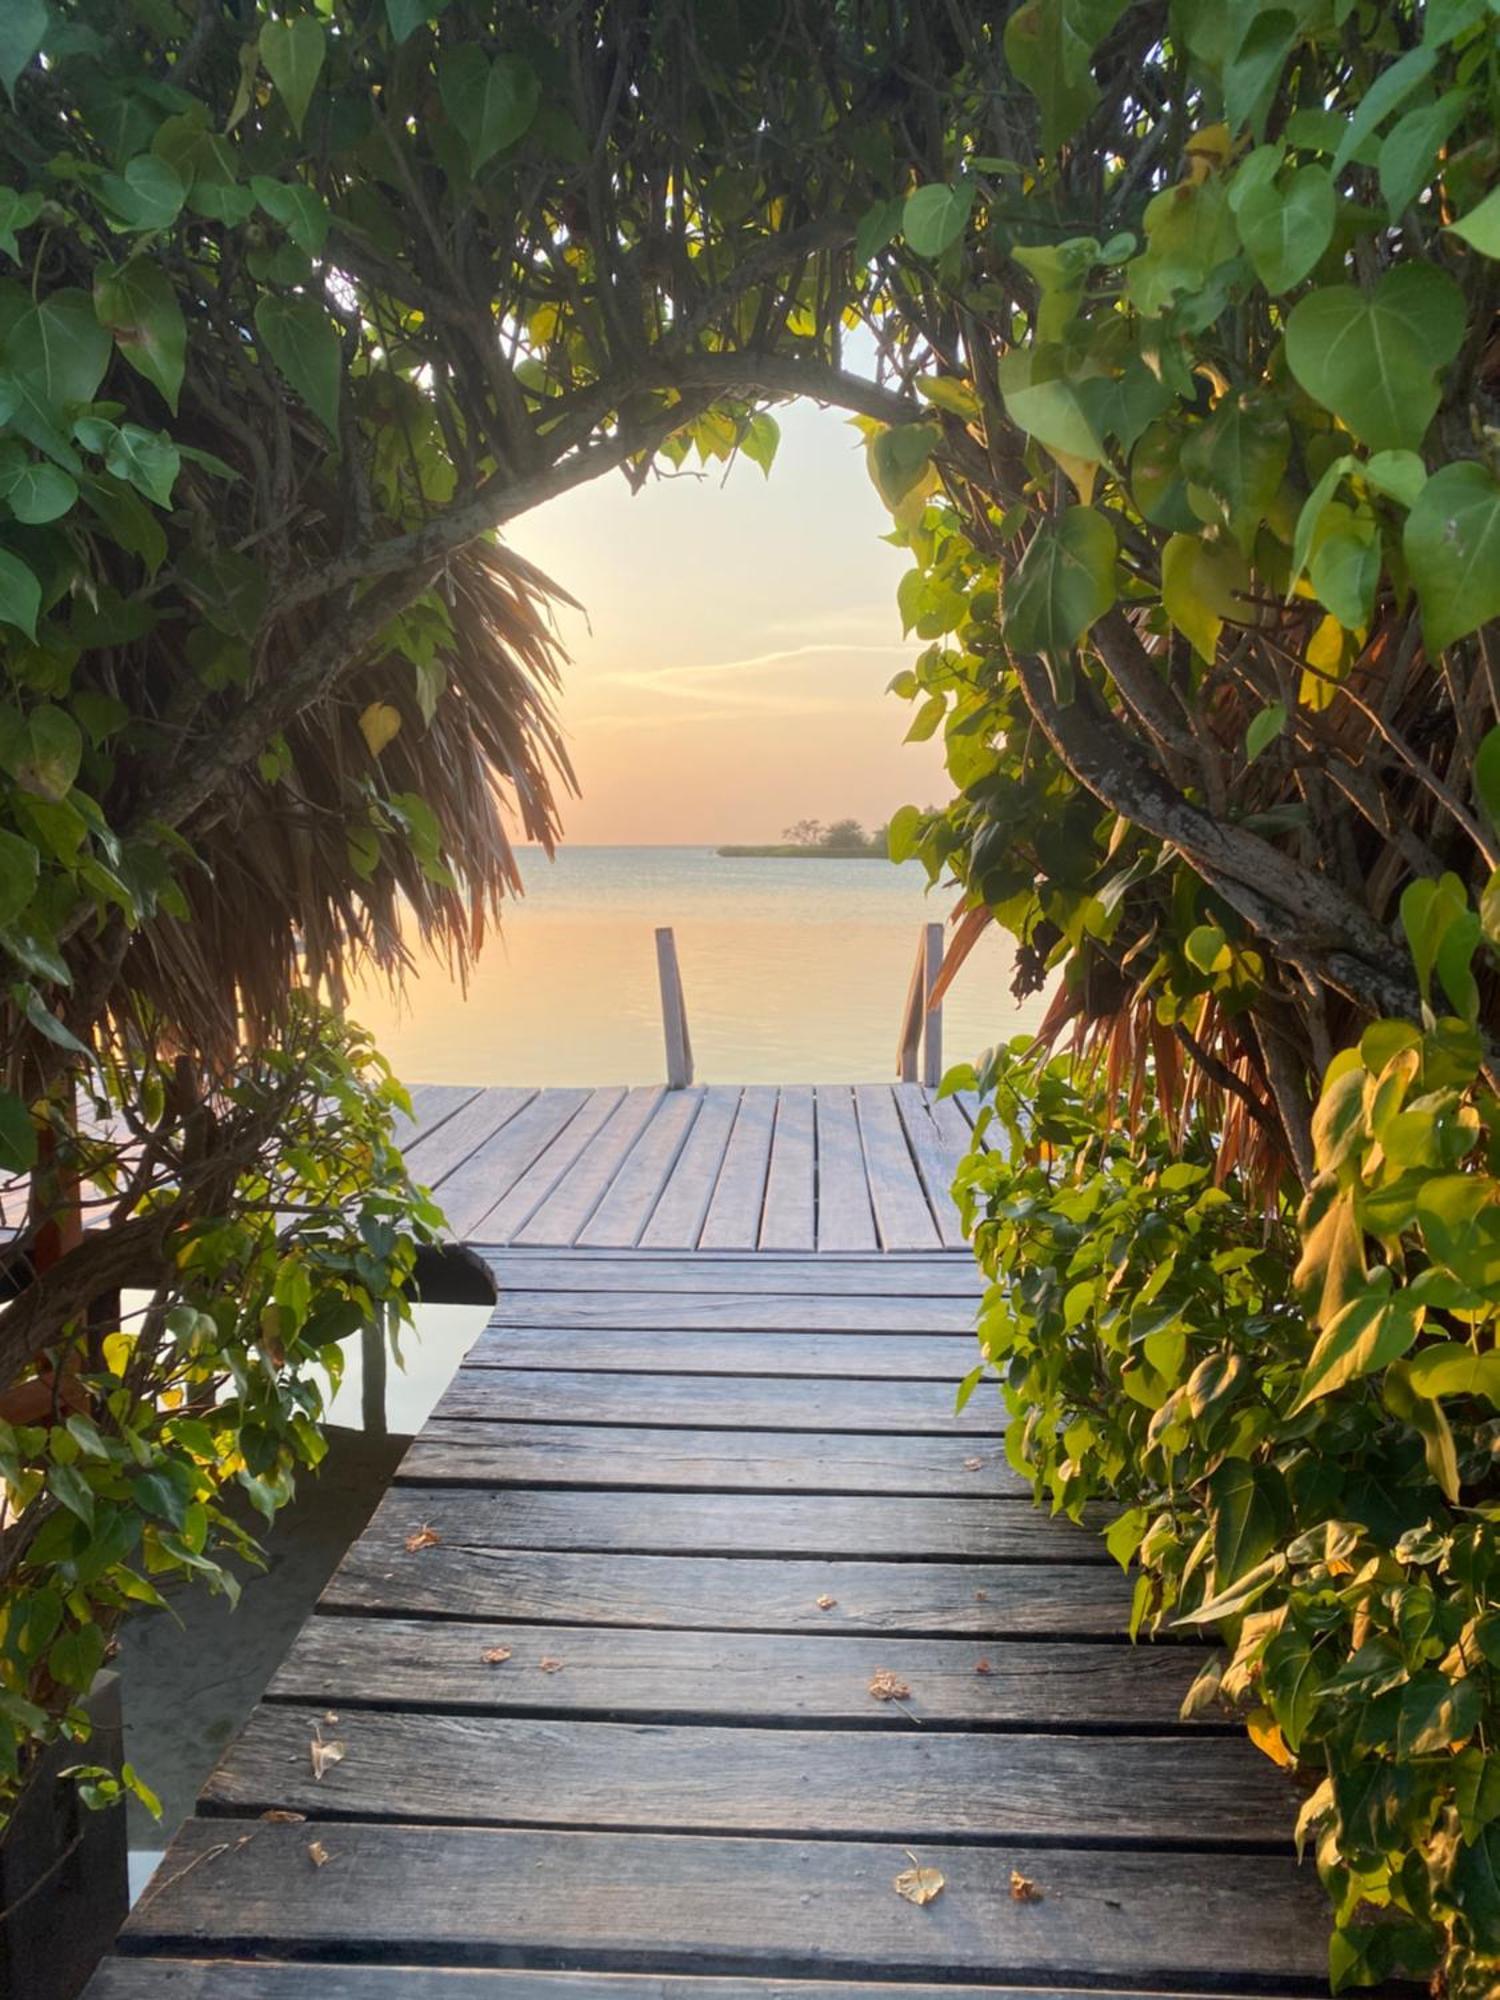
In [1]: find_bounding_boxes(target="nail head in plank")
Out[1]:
[348,1486,1109,1563]
[121,1819,1332,1982]
[399,1423,1021,1496]
[434,1370,999,1435]
[323,1546,1131,1634]
[268,1618,1215,1729]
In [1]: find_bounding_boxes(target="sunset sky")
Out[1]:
[506,398,950,845]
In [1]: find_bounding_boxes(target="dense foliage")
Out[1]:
[0,1006,436,1823]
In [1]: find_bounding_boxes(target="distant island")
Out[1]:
[718,817,888,859]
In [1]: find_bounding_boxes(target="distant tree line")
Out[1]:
[779,818,888,854]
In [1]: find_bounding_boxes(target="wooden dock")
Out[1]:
[84,1089,1339,1999]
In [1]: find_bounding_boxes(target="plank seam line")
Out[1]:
[360,1543,1115,1568]
[471,1086,631,1244]
[308,1608,1179,1645]
[465,1090,606,1240]
[401,1084,483,1151]
[529,1085,672,1249]
[428,1416,1007,1438]
[697,1086,772,1253]
[419,1087,541,1195]
[624,1086,709,1250]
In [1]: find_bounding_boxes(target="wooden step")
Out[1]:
[478,1293,978,1332]
[465,1329,977,1378]
[434,1370,1000,1434]
[267,1618,1215,1729]
[117,1819,1332,1984]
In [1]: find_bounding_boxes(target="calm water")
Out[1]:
[347,845,1045,1085]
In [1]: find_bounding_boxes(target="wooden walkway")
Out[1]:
[91,1244,1335,1998]
[389,1082,983,1252]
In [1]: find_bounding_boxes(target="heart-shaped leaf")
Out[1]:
[94,260,186,414]
[260,16,327,139]
[1404,461,1500,653]
[1002,505,1117,656]
[253,295,342,436]
[1285,266,1465,452]
[438,46,541,170]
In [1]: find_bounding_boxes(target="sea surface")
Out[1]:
[346,844,1046,1086]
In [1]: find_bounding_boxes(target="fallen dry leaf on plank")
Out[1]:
[867,1670,912,1703]
[260,1809,306,1824]
[538,1656,564,1673]
[815,1594,837,1610]
[893,1850,945,1906]
[974,1659,993,1676]
[307,1841,330,1869]
[963,1457,983,1472]
[309,1727,346,1781]
[1010,1868,1043,1903]
[404,1523,441,1552]
[482,1646,513,1665]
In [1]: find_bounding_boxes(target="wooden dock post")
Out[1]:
[897,921,945,1086]
[655,927,694,1089]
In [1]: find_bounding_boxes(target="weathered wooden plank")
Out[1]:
[344,1486,1104,1563]
[579,1091,705,1250]
[699,1086,777,1252]
[323,1545,1129,1633]
[392,1083,482,1150]
[434,1370,997,1435]
[122,1820,1332,1982]
[434,1091,594,1237]
[854,1088,940,1253]
[481,1252,983,1295]
[401,1087,536,1192]
[399,1422,1019,1496]
[85,1962,1312,2000]
[892,1085,970,1250]
[471,1087,630,1244]
[475,1294,977,1332]
[465,1329,974,1379]
[206,1707,1296,1847]
[759,1088,815,1253]
[636,1088,741,1251]
[813,1087,877,1253]
[509,1088,668,1248]
[268,1618,1211,1729]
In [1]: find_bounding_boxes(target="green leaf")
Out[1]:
[260,16,327,140]
[854,195,904,266]
[1128,175,1239,317]
[104,424,180,509]
[96,154,187,233]
[1224,10,1299,139]
[1331,43,1438,176]
[1184,923,1228,973]
[1284,267,1466,452]
[902,182,975,258]
[1400,870,1469,1005]
[1,288,113,409]
[0,187,43,261]
[1209,1460,1289,1590]
[1417,1174,1500,1290]
[438,46,541,171]
[997,343,1103,463]
[0,444,77,524]
[1003,0,1129,153]
[1448,184,1500,258]
[250,176,331,256]
[4,704,83,800]
[1245,702,1287,763]
[1232,164,1334,292]
[1379,89,1471,219]
[1001,506,1117,656]
[1474,726,1500,830]
[1291,1275,1421,1413]
[1397,1670,1483,1757]
[93,259,186,414]
[0,0,46,104]
[1161,534,1247,662]
[253,295,341,436]
[1406,1341,1500,1406]
[868,423,939,511]
[1404,462,1500,655]
[47,1459,94,1527]
[1309,517,1379,630]
[0,825,38,927]
[0,1083,36,1172]
[386,0,449,41]
[0,546,40,638]
[1180,392,1290,551]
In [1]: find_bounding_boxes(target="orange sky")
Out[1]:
[505,400,950,844]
